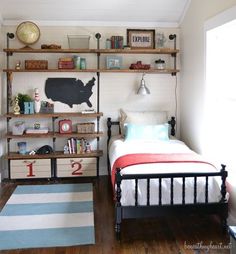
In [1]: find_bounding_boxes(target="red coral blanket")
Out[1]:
[111,153,215,188]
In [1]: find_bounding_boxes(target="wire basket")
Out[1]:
[67,35,90,49]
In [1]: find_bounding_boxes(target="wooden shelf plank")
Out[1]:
[6,150,103,159]
[3,68,179,74]
[53,150,103,158]
[4,48,179,54]
[3,69,98,73]
[5,113,55,118]
[53,132,103,138]
[6,153,53,159]
[58,112,103,118]
[6,132,103,139]
[5,112,103,118]
[6,132,54,138]
[4,49,97,54]
[99,69,180,74]
[97,48,179,54]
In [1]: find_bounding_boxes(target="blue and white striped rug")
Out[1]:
[0,183,95,250]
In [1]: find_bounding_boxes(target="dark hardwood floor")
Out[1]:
[0,176,230,254]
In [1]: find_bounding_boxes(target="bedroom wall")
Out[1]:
[180,0,236,224]
[180,0,236,151]
[1,25,180,178]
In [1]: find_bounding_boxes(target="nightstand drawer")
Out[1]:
[56,158,96,177]
[10,159,51,179]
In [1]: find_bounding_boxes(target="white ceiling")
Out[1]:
[0,0,190,27]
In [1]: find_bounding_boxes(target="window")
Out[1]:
[204,17,236,181]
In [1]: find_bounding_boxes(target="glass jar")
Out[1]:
[156,33,166,48]
[155,59,166,70]
[73,55,81,69]
[80,58,86,69]
[17,142,27,155]
[106,39,111,49]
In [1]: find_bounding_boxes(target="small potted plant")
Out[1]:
[15,93,33,113]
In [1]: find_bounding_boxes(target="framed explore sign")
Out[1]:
[127,29,155,49]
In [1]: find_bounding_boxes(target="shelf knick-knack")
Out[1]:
[156,33,166,48]
[34,88,41,113]
[13,96,20,115]
[15,61,21,70]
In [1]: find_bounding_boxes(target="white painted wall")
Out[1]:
[180,0,236,151]
[1,25,180,178]
[180,1,236,225]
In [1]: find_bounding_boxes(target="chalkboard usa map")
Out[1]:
[45,77,95,108]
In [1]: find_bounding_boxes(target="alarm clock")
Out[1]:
[59,119,72,134]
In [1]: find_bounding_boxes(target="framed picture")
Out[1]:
[127,29,155,49]
[106,56,122,69]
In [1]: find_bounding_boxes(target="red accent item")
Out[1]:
[71,162,83,175]
[59,119,72,133]
[111,153,216,189]
[129,61,150,70]
[26,162,36,177]
[58,61,74,69]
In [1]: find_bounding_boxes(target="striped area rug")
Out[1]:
[0,183,95,250]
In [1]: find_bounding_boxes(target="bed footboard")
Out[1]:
[115,165,228,240]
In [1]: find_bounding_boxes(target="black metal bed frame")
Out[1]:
[107,117,228,240]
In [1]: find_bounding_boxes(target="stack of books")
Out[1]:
[66,138,91,154]
[110,36,123,49]
[58,57,74,69]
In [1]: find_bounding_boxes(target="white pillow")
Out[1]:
[119,109,167,136]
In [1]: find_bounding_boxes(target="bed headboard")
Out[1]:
[107,116,176,146]
[106,116,176,175]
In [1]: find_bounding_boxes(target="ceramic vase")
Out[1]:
[34,88,41,113]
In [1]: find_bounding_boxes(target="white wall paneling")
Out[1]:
[1,25,180,176]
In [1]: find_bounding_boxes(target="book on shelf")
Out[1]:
[67,139,72,154]
[71,138,76,154]
[66,138,88,154]
[76,139,81,154]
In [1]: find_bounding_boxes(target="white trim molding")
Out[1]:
[2,19,179,28]
[178,0,192,26]
[204,5,236,31]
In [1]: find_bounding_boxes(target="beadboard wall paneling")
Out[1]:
[1,25,180,176]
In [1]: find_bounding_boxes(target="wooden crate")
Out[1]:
[57,157,96,177]
[10,159,51,179]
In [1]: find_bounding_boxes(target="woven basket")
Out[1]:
[25,60,48,70]
[77,123,95,133]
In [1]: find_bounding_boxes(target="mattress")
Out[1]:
[109,138,223,206]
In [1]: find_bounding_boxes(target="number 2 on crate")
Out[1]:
[71,159,83,175]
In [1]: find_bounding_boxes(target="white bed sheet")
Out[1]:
[109,138,223,206]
